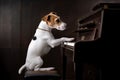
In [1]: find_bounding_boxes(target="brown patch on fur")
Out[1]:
[42,12,62,27]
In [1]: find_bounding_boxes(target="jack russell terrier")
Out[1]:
[18,12,74,74]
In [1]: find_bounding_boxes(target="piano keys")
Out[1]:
[63,42,75,51]
[61,3,120,80]
[64,42,75,47]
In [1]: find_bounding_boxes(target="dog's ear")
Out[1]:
[47,15,51,21]
[42,15,47,21]
[42,15,51,21]
[42,15,52,26]
[42,12,57,21]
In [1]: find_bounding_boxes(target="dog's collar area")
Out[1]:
[37,28,50,32]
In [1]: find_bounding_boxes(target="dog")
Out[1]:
[18,12,74,74]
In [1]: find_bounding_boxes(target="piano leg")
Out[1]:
[75,62,83,80]
[63,55,67,80]
[61,45,75,80]
[61,45,67,80]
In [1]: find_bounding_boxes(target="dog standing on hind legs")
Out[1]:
[18,12,74,74]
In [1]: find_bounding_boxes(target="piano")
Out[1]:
[61,3,120,80]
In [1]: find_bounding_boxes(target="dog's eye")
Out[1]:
[56,19,60,23]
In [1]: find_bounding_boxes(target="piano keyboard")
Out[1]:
[64,42,75,47]
[63,42,75,51]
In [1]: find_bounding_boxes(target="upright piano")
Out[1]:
[61,3,120,80]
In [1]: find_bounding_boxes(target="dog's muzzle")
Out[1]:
[56,22,67,31]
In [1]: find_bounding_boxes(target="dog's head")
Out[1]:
[42,12,66,31]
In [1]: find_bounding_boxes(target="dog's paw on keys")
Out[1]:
[67,38,75,41]
[62,37,75,42]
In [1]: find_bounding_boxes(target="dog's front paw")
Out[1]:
[66,38,75,42]
[62,37,75,42]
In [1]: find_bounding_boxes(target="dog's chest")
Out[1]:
[29,30,53,55]
[42,45,51,55]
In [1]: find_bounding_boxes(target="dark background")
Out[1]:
[0,0,120,80]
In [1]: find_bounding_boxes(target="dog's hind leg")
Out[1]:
[33,57,55,71]
[33,56,44,71]
[39,67,55,71]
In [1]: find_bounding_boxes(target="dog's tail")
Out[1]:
[18,64,26,74]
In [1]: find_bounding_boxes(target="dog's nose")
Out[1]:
[62,26,66,30]
[64,23,67,27]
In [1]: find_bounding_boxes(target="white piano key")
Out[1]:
[64,42,75,47]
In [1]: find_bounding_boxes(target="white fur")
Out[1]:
[18,20,74,74]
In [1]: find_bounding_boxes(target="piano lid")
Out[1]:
[93,3,120,11]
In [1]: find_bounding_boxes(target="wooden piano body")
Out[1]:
[61,3,120,80]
